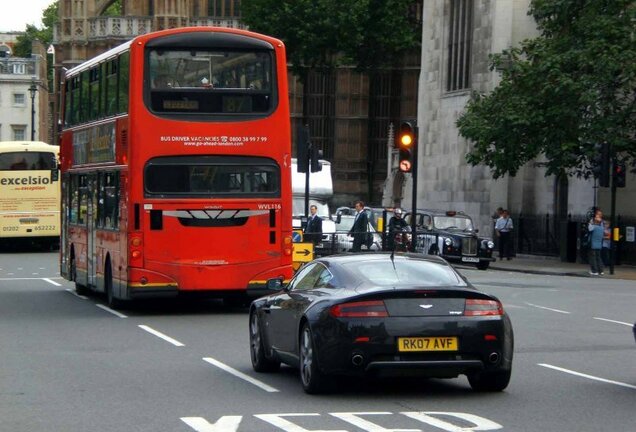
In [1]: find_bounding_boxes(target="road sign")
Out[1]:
[292,230,303,243]
[293,242,314,262]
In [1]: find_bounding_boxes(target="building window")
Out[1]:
[13,93,26,106]
[12,63,26,74]
[446,0,473,92]
[12,125,26,141]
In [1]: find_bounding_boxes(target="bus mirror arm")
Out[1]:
[51,169,59,182]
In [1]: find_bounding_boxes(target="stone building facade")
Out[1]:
[51,0,421,208]
[382,0,635,237]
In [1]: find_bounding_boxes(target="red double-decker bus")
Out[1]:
[59,27,293,307]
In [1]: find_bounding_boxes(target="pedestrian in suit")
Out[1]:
[349,200,369,252]
[495,209,514,260]
[304,204,323,244]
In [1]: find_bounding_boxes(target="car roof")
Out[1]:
[406,209,470,217]
[316,252,448,266]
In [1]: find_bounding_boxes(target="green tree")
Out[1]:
[456,0,636,179]
[241,0,419,75]
[13,1,58,57]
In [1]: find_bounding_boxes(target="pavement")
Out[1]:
[488,254,636,280]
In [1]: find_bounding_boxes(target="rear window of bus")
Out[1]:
[144,156,280,198]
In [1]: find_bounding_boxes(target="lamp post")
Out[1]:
[28,79,38,141]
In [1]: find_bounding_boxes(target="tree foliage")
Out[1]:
[241,0,420,76]
[13,1,58,58]
[456,0,636,179]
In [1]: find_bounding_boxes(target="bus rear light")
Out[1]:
[131,250,141,259]
[284,236,292,245]
[130,237,142,247]
[139,276,148,285]
[464,299,504,316]
[284,248,292,256]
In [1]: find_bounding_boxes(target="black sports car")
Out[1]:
[249,253,514,393]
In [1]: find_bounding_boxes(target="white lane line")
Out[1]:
[525,302,570,314]
[138,325,184,347]
[203,357,280,393]
[65,288,88,300]
[0,277,65,281]
[43,278,61,286]
[538,363,636,390]
[593,317,633,327]
[96,304,128,318]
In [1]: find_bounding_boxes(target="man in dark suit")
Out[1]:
[349,200,369,252]
[304,204,323,244]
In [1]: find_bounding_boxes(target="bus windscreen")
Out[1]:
[0,152,57,171]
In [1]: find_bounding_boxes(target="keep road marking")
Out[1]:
[525,302,570,314]
[139,325,185,347]
[538,363,636,390]
[593,317,632,327]
[96,304,128,318]
[203,357,279,393]
[43,278,61,286]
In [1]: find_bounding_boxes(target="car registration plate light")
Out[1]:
[397,336,458,352]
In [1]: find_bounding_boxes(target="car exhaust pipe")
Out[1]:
[351,354,364,366]
[488,352,500,364]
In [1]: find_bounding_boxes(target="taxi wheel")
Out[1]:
[468,368,511,392]
[249,311,280,372]
[299,323,332,394]
[476,261,490,270]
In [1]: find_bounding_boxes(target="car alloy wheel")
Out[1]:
[250,311,279,372]
[299,323,331,393]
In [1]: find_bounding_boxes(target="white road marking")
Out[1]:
[43,278,61,286]
[203,357,279,393]
[525,302,570,314]
[0,277,64,281]
[593,317,633,327]
[138,325,184,347]
[538,363,636,390]
[96,304,128,318]
[65,288,88,299]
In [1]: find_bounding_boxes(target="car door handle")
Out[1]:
[262,305,282,313]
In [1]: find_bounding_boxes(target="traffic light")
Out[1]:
[592,143,610,187]
[310,144,323,173]
[296,124,309,173]
[613,162,626,188]
[396,121,416,173]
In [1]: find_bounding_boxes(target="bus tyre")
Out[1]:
[299,323,333,394]
[468,368,511,392]
[105,261,124,309]
[71,255,89,296]
[249,311,280,372]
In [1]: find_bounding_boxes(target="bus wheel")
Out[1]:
[71,254,89,296]
[105,260,124,309]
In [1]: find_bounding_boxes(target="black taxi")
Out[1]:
[405,209,495,270]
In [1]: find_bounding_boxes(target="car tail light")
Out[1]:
[464,299,503,316]
[330,300,388,318]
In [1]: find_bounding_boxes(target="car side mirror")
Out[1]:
[336,214,341,224]
[266,277,284,291]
